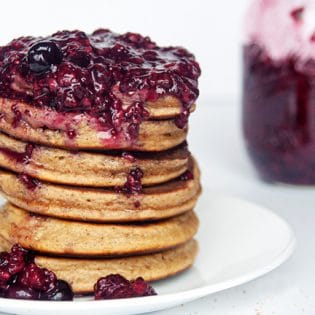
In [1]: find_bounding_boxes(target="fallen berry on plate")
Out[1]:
[0,244,73,301]
[94,274,157,299]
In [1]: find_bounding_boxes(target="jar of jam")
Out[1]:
[243,0,315,184]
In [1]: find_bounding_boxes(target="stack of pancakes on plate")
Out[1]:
[0,29,201,293]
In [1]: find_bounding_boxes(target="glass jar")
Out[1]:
[242,0,315,184]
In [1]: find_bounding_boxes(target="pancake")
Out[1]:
[0,98,187,152]
[0,203,199,257]
[0,131,189,187]
[0,159,200,222]
[145,97,196,119]
[0,238,198,294]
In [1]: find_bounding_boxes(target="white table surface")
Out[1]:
[1,99,314,315]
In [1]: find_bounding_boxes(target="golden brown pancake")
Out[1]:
[145,97,196,119]
[0,131,189,187]
[0,98,187,151]
[0,238,198,294]
[0,203,199,257]
[0,159,200,222]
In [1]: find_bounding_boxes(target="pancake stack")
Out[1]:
[0,29,201,293]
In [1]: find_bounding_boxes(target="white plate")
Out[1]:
[0,189,296,315]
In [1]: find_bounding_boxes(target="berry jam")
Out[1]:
[0,143,34,164]
[290,7,304,22]
[18,173,40,191]
[243,44,315,184]
[0,29,200,141]
[94,274,156,300]
[0,244,73,300]
[115,167,144,194]
[11,104,22,128]
[180,170,194,181]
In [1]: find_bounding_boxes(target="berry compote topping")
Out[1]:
[0,143,34,164]
[94,274,156,300]
[0,29,200,140]
[115,167,144,195]
[18,173,40,191]
[0,244,73,300]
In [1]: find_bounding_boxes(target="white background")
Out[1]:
[3,1,315,315]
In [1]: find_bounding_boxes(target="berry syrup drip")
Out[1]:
[94,274,156,300]
[66,129,76,139]
[11,104,22,128]
[0,29,200,140]
[18,173,40,191]
[0,143,34,164]
[0,244,73,300]
[115,167,144,195]
[180,170,194,181]
[243,44,315,184]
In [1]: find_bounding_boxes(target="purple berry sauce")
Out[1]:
[121,151,136,163]
[18,173,40,191]
[94,274,156,300]
[115,167,144,195]
[0,29,200,141]
[0,143,34,164]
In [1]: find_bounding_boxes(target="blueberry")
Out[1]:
[42,280,74,301]
[27,41,62,74]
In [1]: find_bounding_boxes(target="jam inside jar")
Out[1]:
[243,45,315,185]
[242,0,315,185]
